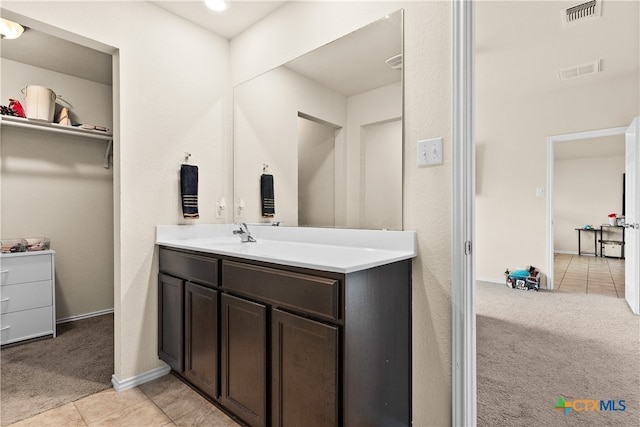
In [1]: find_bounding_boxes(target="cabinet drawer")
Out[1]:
[1,306,54,345]
[159,248,218,287]
[223,261,339,321]
[1,254,52,286]
[0,280,53,314]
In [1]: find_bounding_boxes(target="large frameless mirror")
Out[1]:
[233,9,403,229]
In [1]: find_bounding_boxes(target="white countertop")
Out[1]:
[156,225,416,273]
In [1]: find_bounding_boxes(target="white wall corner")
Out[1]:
[111,365,170,392]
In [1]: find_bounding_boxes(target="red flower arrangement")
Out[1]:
[608,213,617,218]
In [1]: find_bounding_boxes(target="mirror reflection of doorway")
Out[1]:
[297,115,339,227]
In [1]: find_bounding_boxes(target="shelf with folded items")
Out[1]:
[0,115,113,169]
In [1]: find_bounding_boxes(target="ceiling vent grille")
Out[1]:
[557,60,602,80]
[385,53,403,70]
[562,0,602,27]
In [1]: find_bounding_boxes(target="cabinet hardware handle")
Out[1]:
[0,270,8,273]
[0,326,10,331]
[0,298,9,302]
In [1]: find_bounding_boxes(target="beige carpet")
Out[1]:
[0,313,114,426]
[477,282,640,426]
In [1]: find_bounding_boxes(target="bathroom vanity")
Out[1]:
[156,225,415,427]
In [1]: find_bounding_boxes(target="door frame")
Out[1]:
[624,117,640,314]
[545,126,628,289]
[452,0,475,425]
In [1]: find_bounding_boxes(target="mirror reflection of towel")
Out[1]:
[261,174,275,217]
[180,164,199,219]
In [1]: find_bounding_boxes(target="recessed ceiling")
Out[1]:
[150,0,287,40]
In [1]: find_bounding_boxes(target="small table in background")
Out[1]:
[575,227,599,256]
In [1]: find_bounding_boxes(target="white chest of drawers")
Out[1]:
[0,250,56,345]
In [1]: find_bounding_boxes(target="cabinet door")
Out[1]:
[271,309,339,427]
[221,294,267,427]
[184,282,218,399]
[158,273,184,372]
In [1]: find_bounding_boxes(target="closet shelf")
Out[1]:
[0,115,113,169]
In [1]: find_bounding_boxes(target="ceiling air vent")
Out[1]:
[557,60,602,80]
[562,0,602,27]
[385,53,403,70]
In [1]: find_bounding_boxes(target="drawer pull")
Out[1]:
[0,298,9,302]
[0,270,8,273]
[0,326,10,331]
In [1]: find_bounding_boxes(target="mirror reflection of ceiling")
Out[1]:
[0,27,112,85]
[555,134,625,160]
[284,13,401,96]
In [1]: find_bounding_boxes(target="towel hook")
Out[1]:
[262,163,269,173]
[184,152,192,163]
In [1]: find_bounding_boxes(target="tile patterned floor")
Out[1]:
[8,374,241,427]
[554,253,625,298]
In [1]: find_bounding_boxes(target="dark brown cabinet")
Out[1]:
[184,282,218,399]
[271,309,339,427]
[158,246,411,427]
[158,273,184,373]
[221,294,267,427]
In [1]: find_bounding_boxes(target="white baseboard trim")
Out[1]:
[111,365,171,392]
[555,250,578,255]
[476,277,504,285]
[56,308,114,324]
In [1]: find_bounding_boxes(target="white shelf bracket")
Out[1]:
[103,139,113,169]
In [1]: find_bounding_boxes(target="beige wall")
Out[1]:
[554,152,625,254]
[233,2,453,425]
[1,58,114,320]
[475,1,640,282]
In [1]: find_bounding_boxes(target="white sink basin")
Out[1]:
[156,225,416,273]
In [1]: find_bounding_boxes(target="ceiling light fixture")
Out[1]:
[0,18,25,40]
[205,0,228,12]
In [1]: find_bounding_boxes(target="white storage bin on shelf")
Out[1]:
[603,241,623,258]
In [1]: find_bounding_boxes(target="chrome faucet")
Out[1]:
[233,223,256,243]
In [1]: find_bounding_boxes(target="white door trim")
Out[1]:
[452,0,476,425]
[546,126,627,290]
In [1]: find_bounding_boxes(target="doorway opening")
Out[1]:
[546,126,627,290]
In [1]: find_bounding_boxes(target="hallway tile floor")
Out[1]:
[554,253,625,298]
[8,374,240,427]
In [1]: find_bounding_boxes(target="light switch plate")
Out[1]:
[417,137,443,166]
